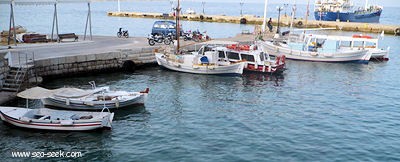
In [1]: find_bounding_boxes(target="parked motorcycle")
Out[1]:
[148,34,171,46]
[117,28,129,38]
[164,33,175,45]
[192,31,210,42]
[183,30,194,41]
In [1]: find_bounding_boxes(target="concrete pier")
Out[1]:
[107,11,400,35]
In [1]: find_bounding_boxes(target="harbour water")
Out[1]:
[1,1,400,38]
[1,1,400,161]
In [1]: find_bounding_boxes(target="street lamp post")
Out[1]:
[240,1,244,16]
[276,6,283,34]
[284,4,289,16]
[202,1,205,14]
[170,0,174,12]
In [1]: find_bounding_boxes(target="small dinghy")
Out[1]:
[17,82,149,111]
[0,106,114,131]
[41,87,149,110]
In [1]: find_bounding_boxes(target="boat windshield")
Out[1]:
[227,51,240,60]
[240,54,255,62]
[218,51,225,58]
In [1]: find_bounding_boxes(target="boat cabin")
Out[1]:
[300,34,378,53]
[212,45,271,66]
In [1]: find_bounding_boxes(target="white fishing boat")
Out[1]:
[258,34,372,63]
[155,48,245,75]
[212,44,286,74]
[155,0,245,75]
[18,83,149,111]
[0,106,114,131]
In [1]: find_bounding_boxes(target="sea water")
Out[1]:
[1,1,400,161]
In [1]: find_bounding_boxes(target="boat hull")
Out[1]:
[41,94,146,111]
[314,10,382,23]
[0,107,114,131]
[155,53,244,75]
[244,64,285,74]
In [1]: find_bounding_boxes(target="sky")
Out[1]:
[182,0,399,7]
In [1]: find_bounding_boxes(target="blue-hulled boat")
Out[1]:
[314,0,382,23]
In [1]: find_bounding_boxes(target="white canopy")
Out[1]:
[17,86,106,99]
[17,87,56,99]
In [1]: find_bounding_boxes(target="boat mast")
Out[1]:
[176,0,181,53]
[288,0,296,44]
[365,0,369,10]
[262,0,268,32]
[305,0,310,29]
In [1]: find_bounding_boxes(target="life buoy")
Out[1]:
[395,28,400,36]
[240,18,247,24]
[227,44,237,49]
[239,45,250,51]
[352,34,372,39]
[297,21,303,26]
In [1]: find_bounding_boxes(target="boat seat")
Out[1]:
[71,114,80,120]
[200,56,209,64]
[60,120,74,126]
[80,115,93,120]
[38,115,50,120]
[20,117,32,123]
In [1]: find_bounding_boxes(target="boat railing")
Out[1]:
[89,81,96,89]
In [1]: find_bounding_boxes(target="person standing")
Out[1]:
[267,18,273,32]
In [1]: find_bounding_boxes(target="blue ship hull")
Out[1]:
[314,9,382,23]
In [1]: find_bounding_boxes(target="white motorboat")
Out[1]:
[259,34,373,63]
[156,0,244,76]
[155,45,245,75]
[213,44,286,74]
[18,85,149,111]
[0,106,114,131]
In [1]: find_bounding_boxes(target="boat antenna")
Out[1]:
[175,0,181,53]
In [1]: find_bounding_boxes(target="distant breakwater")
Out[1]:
[107,11,400,35]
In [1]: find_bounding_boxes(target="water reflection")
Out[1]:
[0,123,112,160]
[242,73,285,87]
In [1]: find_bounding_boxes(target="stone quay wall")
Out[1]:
[32,47,157,77]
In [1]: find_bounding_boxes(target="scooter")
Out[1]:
[117,28,129,38]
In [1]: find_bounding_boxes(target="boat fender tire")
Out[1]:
[395,28,400,36]
[297,21,303,26]
[240,18,247,24]
[122,60,136,72]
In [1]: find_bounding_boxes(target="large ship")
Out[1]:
[314,0,382,23]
